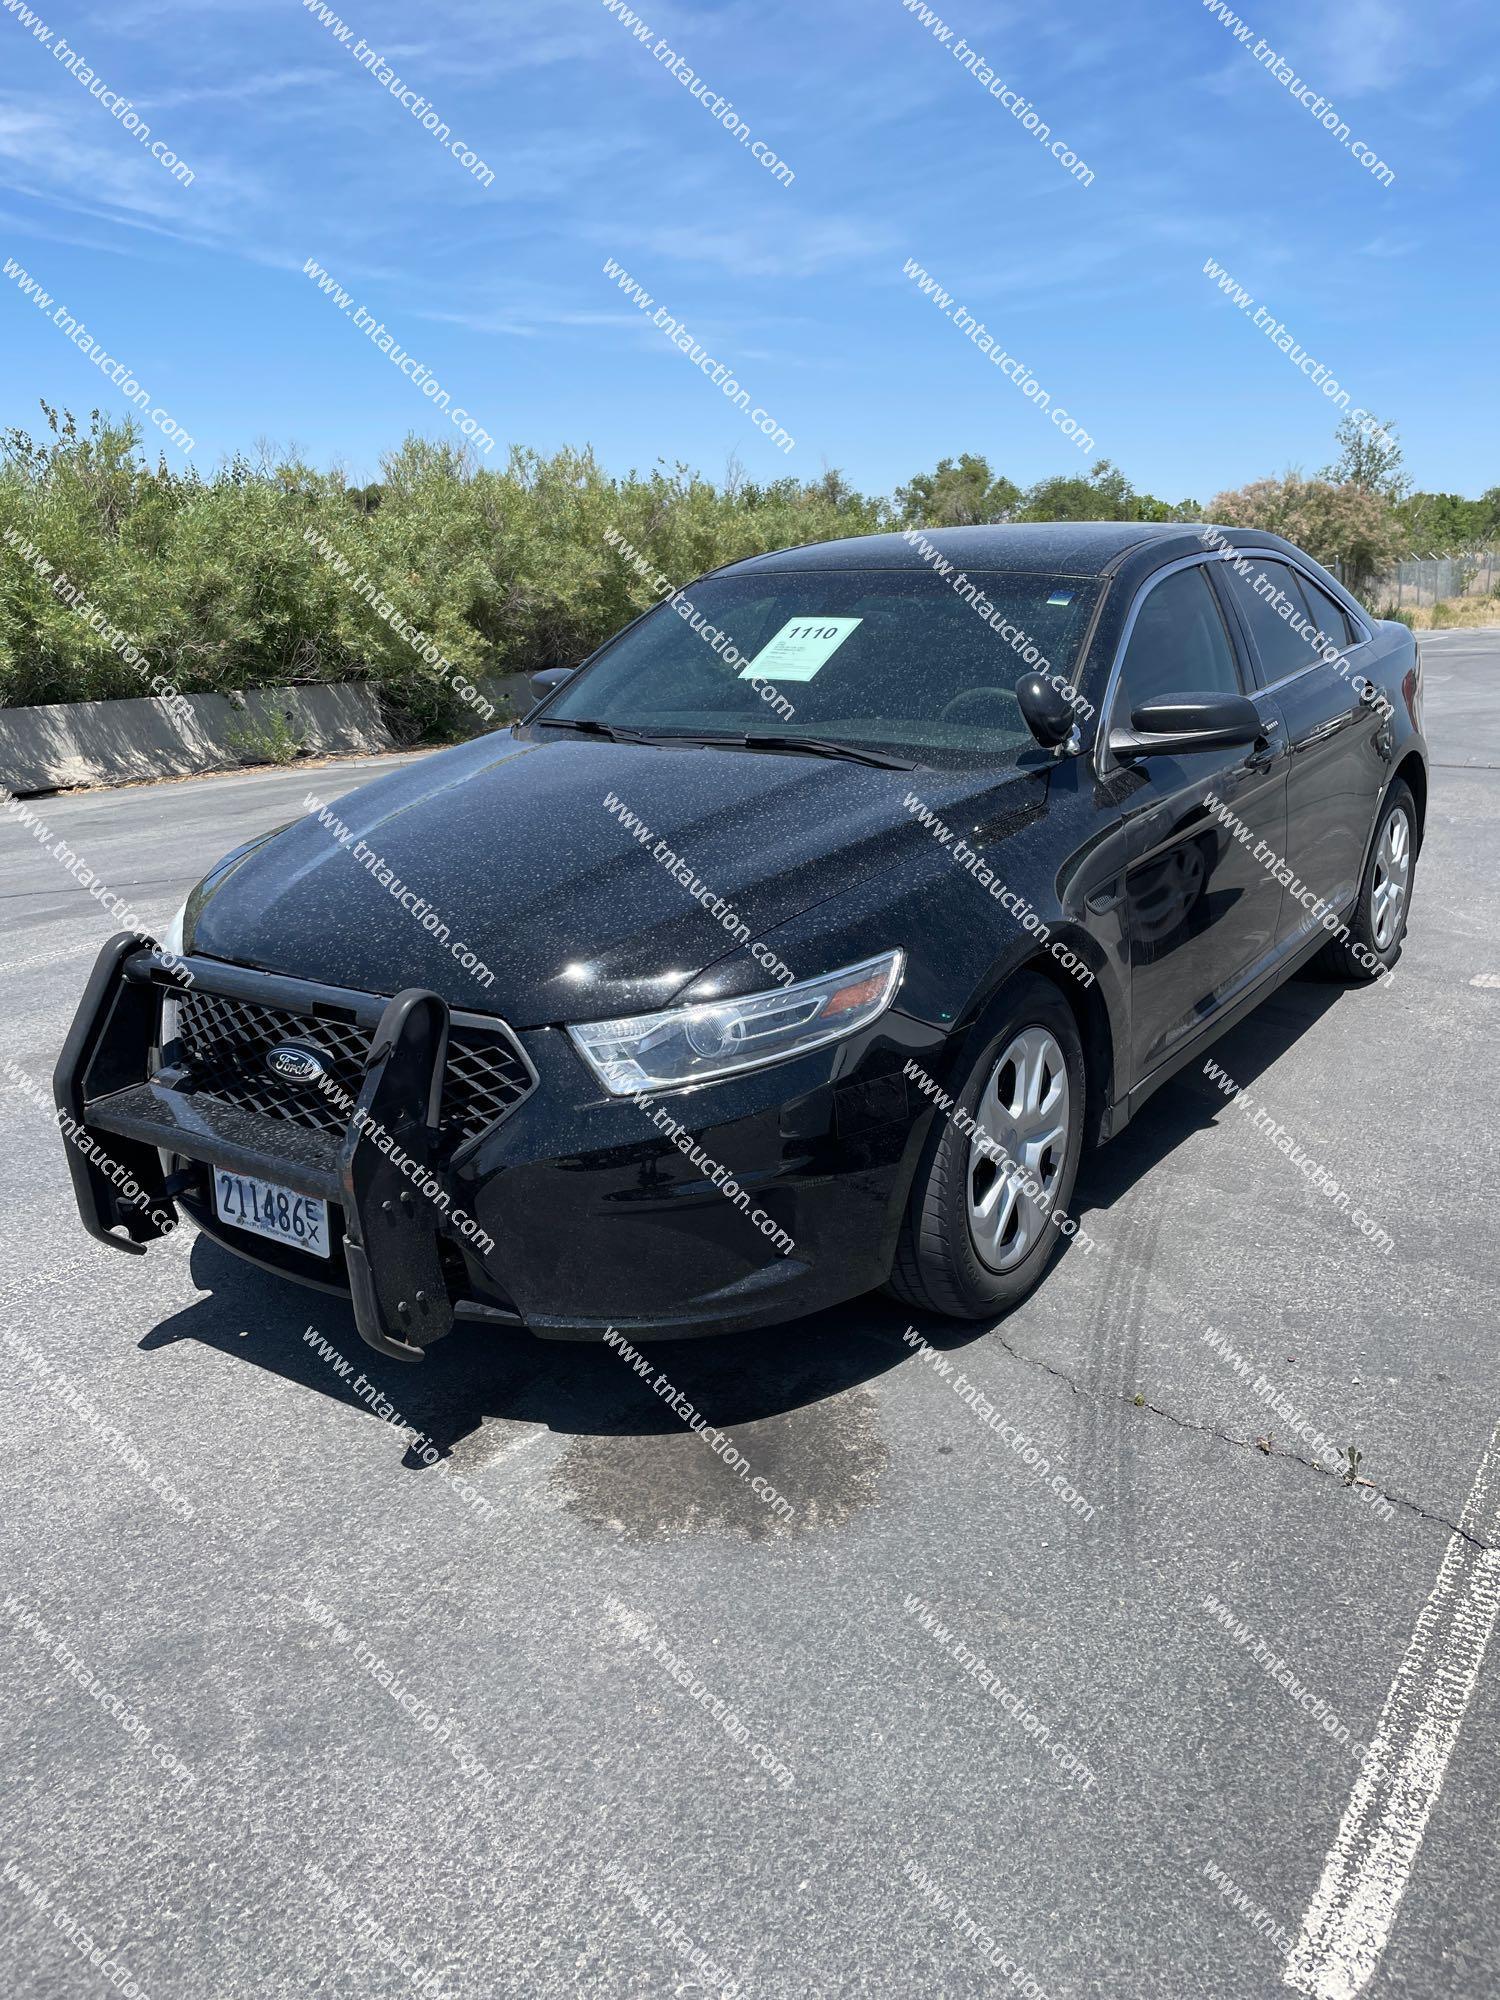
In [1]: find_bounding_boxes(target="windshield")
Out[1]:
[542,567,1098,768]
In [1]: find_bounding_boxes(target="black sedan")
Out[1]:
[56,522,1425,1359]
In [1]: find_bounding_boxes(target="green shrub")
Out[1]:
[0,413,892,729]
[8,408,1487,726]
[225,699,306,766]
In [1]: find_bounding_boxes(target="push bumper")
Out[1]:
[55,933,468,1364]
[57,939,937,1352]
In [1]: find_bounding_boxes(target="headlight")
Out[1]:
[567,950,905,1095]
[156,899,189,1050]
[158,899,188,961]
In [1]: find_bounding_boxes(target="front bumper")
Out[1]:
[56,936,935,1355]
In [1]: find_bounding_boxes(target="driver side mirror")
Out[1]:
[1108,690,1262,761]
[528,664,578,704]
[1016,672,1081,754]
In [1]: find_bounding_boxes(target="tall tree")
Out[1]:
[893,454,1020,526]
[1320,413,1410,503]
[1015,459,1200,523]
[1210,474,1404,597]
[1396,487,1500,553]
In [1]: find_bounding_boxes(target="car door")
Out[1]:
[1216,554,1386,940]
[1098,557,1289,1086]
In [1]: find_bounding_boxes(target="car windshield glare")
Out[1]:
[542,568,1098,767]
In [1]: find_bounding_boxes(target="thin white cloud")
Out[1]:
[140,67,345,112]
[628,217,897,280]
[0,101,214,227]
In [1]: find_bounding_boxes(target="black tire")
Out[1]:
[1317,779,1416,982]
[887,972,1087,1321]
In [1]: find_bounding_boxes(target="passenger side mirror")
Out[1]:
[1016,673,1080,753]
[1108,690,1262,761]
[528,665,577,704]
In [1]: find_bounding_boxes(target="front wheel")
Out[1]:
[887,973,1087,1320]
[1318,780,1416,981]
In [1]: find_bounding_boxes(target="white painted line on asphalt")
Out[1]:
[1283,1418,1500,2000]
[0,936,109,978]
[1471,973,1500,990]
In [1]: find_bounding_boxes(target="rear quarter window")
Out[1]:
[1298,574,1356,650]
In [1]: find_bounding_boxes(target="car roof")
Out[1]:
[721,521,1211,581]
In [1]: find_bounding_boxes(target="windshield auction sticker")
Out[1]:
[740,617,862,682]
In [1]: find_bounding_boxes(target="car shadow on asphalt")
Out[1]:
[1068,965,1348,1218]
[136,965,1358,1529]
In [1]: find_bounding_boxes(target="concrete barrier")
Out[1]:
[0,683,392,795]
[0,673,538,795]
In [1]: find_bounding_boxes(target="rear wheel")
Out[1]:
[888,973,1087,1320]
[1318,780,1416,981]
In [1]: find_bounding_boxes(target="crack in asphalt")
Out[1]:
[976,1326,1498,1553]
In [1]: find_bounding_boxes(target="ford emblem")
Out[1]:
[266,1044,327,1084]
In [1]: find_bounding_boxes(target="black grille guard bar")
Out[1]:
[54,933,460,1364]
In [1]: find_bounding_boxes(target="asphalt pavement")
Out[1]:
[2,643,1498,2000]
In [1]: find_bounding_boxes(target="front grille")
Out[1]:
[173,986,533,1148]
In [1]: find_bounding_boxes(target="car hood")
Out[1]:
[187,730,1047,1027]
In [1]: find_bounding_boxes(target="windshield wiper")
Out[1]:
[650,730,918,771]
[533,716,650,743]
[535,719,918,769]
[745,734,918,770]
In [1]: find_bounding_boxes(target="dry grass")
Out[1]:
[1375,594,1500,630]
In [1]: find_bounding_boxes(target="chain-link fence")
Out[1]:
[1341,549,1500,611]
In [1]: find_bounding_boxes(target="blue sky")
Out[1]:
[0,0,1494,502]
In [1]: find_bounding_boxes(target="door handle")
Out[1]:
[1298,717,1345,749]
[1243,717,1280,771]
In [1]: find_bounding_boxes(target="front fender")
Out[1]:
[669,769,1126,1122]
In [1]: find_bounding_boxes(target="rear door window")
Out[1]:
[1221,558,1324,681]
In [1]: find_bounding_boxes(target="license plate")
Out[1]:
[213,1170,329,1258]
